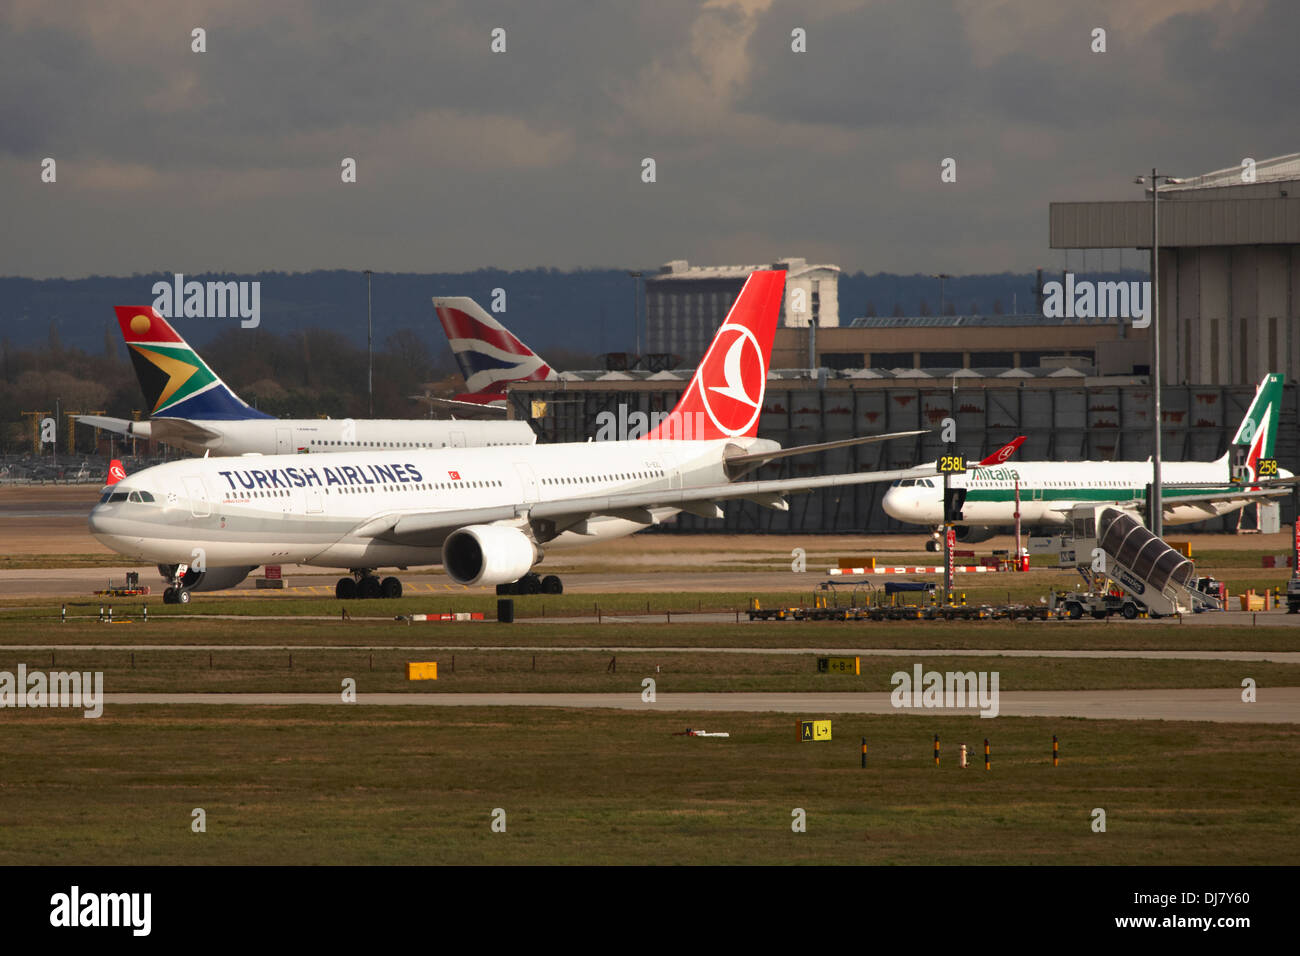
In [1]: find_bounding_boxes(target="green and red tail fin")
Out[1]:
[1229,372,1283,481]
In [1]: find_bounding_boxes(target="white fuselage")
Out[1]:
[882,457,1292,529]
[89,438,761,570]
[132,417,536,456]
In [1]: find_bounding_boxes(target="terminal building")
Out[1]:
[1050,152,1300,386]
[645,257,840,364]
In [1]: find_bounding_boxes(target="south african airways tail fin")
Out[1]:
[114,306,272,421]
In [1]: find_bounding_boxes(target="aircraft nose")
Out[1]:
[882,487,902,518]
[88,502,129,543]
[88,503,107,536]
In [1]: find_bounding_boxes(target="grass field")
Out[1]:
[0,647,1292,693]
[4,608,1300,651]
[0,706,1295,865]
[0,585,1295,865]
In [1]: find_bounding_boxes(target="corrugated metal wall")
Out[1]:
[514,382,1299,534]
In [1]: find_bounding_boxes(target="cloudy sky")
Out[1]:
[1,0,1292,279]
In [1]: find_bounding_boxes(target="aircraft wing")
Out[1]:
[723,430,927,468]
[1044,477,1300,522]
[75,415,151,439]
[356,466,937,546]
[410,395,510,417]
[1149,479,1300,514]
[147,418,223,446]
[76,414,222,447]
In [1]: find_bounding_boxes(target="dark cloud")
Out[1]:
[0,0,1293,279]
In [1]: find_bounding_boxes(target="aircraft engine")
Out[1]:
[157,563,258,592]
[954,525,997,544]
[442,525,540,587]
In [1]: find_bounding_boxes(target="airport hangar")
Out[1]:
[515,155,1300,535]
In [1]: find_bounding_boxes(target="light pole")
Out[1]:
[1133,170,1180,538]
[364,270,373,417]
[931,273,952,316]
[627,271,643,365]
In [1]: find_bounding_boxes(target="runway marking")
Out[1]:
[90,688,1300,723]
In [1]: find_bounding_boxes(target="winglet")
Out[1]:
[978,436,1026,466]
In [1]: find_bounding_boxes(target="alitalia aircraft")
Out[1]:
[882,373,1291,541]
[77,307,535,455]
[88,270,927,602]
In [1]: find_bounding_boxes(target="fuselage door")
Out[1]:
[514,463,540,503]
[276,428,292,454]
[183,475,210,517]
[660,448,682,490]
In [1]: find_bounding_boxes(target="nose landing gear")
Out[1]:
[162,586,191,605]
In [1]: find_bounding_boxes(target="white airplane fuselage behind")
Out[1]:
[111,416,536,456]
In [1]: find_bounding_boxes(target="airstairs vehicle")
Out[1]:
[1057,505,1222,619]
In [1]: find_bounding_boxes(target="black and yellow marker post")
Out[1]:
[933,734,940,766]
[984,738,991,771]
[1052,735,1060,767]
[860,737,867,768]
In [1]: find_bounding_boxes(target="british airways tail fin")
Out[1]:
[433,297,556,405]
[114,306,272,421]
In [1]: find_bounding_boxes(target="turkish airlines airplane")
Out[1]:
[883,373,1293,541]
[77,307,536,455]
[89,270,929,602]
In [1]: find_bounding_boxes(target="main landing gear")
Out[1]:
[335,570,403,600]
[497,572,563,596]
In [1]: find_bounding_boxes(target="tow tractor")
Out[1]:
[93,570,151,598]
[1057,576,1150,620]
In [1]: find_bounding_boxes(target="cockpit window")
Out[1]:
[108,492,128,503]
[127,491,154,503]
